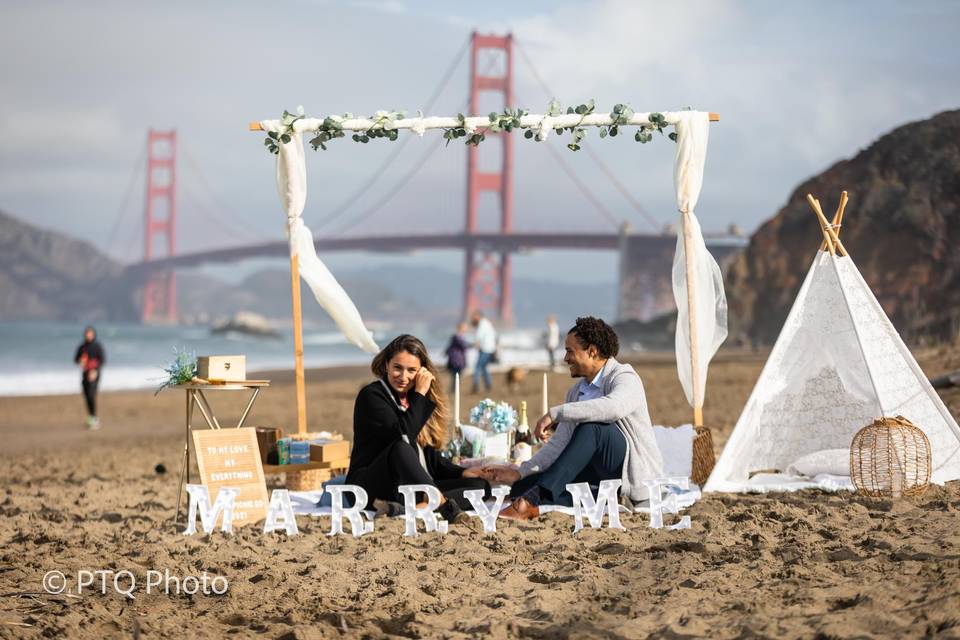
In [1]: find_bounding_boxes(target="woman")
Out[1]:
[345,335,489,523]
[444,322,469,390]
[74,325,105,430]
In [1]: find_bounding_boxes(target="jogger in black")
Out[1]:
[74,326,105,430]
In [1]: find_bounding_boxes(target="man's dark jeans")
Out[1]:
[510,422,626,506]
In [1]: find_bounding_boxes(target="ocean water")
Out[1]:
[0,322,554,397]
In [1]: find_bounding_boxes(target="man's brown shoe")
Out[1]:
[498,497,540,521]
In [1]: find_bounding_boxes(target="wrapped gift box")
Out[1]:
[459,425,513,461]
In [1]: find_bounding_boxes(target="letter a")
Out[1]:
[263,489,299,536]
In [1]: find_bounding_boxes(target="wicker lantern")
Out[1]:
[850,416,931,498]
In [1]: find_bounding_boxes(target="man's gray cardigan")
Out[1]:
[518,357,663,504]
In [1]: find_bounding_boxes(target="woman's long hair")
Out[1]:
[371,334,449,449]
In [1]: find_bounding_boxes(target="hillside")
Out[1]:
[726,109,960,345]
[0,210,136,322]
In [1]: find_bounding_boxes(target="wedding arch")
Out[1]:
[248,104,725,448]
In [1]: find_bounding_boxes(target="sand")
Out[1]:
[2,350,960,639]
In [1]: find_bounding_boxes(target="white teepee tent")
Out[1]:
[705,193,960,492]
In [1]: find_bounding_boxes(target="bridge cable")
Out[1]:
[514,38,662,233]
[179,180,261,246]
[525,105,622,230]
[313,35,471,231]
[328,130,449,237]
[326,44,502,237]
[103,140,147,263]
[180,144,264,243]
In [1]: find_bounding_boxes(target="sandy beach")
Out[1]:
[2,349,960,639]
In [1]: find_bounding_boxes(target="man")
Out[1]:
[482,316,663,520]
[544,314,560,371]
[470,310,497,393]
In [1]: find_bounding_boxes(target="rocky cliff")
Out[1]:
[726,110,960,345]
[0,210,137,322]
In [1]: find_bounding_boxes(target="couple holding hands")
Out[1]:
[344,317,663,523]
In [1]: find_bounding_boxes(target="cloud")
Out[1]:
[0,0,958,279]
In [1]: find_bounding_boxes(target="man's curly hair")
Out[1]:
[568,316,619,358]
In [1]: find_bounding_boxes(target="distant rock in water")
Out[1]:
[211,311,281,339]
[726,109,960,346]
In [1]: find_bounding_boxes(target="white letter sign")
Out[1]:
[640,477,692,530]
[326,485,374,538]
[566,479,625,533]
[183,484,239,535]
[398,484,447,536]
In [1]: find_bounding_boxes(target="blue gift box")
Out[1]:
[288,440,311,464]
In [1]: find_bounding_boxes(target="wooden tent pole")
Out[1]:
[808,195,848,256]
[819,190,848,251]
[807,193,848,256]
[289,251,307,434]
[808,196,835,255]
[681,211,704,427]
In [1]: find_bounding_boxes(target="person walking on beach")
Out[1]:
[544,314,560,371]
[470,310,497,393]
[478,316,663,520]
[444,322,470,390]
[344,335,490,523]
[74,326,105,430]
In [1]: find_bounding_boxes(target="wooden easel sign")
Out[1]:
[192,428,269,527]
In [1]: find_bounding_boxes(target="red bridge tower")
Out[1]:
[463,32,514,326]
[141,130,177,323]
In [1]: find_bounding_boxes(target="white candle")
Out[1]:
[542,372,548,417]
[454,372,461,426]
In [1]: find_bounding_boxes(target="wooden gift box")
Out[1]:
[309,439,350,466]
[197,355,247,382]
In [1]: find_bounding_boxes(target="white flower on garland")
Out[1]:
[411,111,426,137]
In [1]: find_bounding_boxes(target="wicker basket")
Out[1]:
[691,426,716,486]
[850,416,931,498]
[285,469,328,492]
[283,432,346,491]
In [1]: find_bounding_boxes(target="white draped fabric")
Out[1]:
[671,112,728,409]
[260,120,379,354]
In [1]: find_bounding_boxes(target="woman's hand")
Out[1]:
[413,368,435,395]
[479,465,521,485]
[461,466,485,479]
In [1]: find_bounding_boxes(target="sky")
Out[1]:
[1,0,958,284]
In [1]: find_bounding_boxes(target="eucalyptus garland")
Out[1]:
[264,101,684,155]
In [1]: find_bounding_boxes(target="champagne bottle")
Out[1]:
[516,401,531,445]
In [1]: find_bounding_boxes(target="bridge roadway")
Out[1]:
[125,232,747,276]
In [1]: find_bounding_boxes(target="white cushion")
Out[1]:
[786,449,849,477]
[653,424,695,478]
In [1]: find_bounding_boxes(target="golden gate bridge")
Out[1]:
[114,32,745,325]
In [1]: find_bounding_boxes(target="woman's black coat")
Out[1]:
[345,380,468,505]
